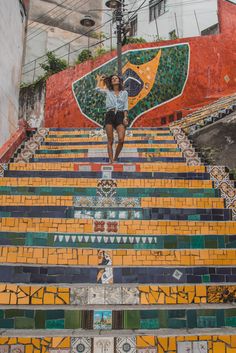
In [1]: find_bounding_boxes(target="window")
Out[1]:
[149,0,166,22]
[161,117,166,125]
[168,114,174,123]
[130,15,138,37]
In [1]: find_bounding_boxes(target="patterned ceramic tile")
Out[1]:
[70,287,88,305]
[88,286,105,304]
[71,338,92,353]
[105,286,122,304]
[207,165,236,220]
[93,338,114,353]
[93,310,112,329]
[122,287,139,304]
[10,346,25,353]
[170,126,201,166]
[116,337,136,353]
[193,342,208,353]
[0,164,8,178]
[177,342,193,353]
[0,346,9,353]
[136,349,157,353]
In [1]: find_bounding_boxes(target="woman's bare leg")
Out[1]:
[105,124,114,163]
[114,124,125,161]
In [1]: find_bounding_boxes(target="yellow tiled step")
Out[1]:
[0,218,235,235]
[8,163,206,173]
[0,178,213,189]
[0,283,234,305]
[2,246,236,266]
[39,143,179,149]
[0,195,224,208]
[44,135,175,142]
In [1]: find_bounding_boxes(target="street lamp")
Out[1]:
[80,15,95,27]
[105,0,123,76]
[105,0,122,9]
[80,15,96,51]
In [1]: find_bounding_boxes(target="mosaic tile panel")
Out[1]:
[207,165,236,220]
[1,335,236,353]
[72,44,189,126]
[170,126,201,166]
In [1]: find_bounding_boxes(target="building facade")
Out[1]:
[102,0,218,48]
[0,0,28,147]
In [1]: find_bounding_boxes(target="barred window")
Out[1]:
[130,15,138,36]
[149,0,166,22]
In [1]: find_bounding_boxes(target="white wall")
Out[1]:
[0,0,26,147]
[102,0,218,48]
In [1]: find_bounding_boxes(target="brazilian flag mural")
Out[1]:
[72,43,190,126]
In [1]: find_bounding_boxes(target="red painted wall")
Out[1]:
[44,0,236,128]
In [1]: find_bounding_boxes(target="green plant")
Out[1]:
[76,49,93,64]
[40,51,68,77]
[94,47,109,58]
[123,37,146,45]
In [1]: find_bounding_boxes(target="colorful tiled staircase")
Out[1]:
[0,127,236,353]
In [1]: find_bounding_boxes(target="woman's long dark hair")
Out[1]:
[104,75,124,91]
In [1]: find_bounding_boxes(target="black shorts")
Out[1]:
[105,110,125,129]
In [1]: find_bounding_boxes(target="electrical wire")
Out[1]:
[27,0,79,36]
[23,17,113,72]
[27,0,69,28]
[27,0,91,40]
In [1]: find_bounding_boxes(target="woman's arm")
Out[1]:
[95,74,108,93]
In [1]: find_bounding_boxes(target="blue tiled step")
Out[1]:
[0,206,231,221]
[31,157,186,163]
[0,187,219,197]
[36,147,181,154]
[1,265,236,284]
[42,140,177,146]
[1,232,236,249]
[47,133,172,138]
[4,171,211,180]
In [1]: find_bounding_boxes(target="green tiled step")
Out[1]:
[0,308,235,330]
[1,232,236,249]
[0,187,219,197]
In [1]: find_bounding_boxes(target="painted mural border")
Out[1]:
[72,42,191,127]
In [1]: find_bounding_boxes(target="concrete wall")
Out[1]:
[19,81,46,128]
[0,0,27,147]
[22,0,103,83]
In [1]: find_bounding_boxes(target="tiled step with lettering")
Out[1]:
[1,232,236,249]
[44,136,175,143]
[2,265,236,284]
[0,206,230,221]
[49,127,170,131]
[38,146,181,152]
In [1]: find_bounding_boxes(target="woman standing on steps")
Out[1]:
[95,74,129,164]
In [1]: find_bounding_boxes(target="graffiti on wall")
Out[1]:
[72,43,190,126]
